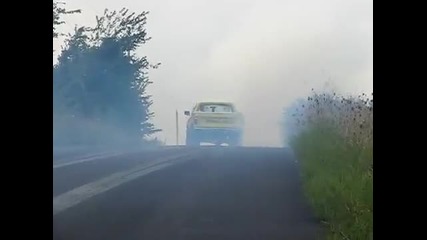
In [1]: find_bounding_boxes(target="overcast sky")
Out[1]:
[54,0,373,147]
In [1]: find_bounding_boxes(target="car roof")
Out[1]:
[197,101,234,105]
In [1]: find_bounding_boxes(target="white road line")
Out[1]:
[53,152,125,169]
[53,152,195,216]
[53,147,185,169]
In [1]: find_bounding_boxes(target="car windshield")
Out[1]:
[200,104,233,113]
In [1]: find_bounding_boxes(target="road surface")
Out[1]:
[53,146,322,240]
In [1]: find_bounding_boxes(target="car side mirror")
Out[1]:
[184,110,190,116]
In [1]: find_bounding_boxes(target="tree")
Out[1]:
[53,1,81,39]
[53,8,161,146]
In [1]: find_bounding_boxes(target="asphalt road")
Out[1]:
[53,146,322,240]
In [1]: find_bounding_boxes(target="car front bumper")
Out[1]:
[190,127,242,141]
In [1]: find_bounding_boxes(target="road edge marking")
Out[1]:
[53,151,196,216]
[53,152,126,169]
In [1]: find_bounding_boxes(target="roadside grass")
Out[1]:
[285,91,373,240]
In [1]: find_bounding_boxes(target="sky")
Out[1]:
[53,0,373,147]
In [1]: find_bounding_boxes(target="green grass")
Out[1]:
[283,91,373,239]
[291,125,372,240]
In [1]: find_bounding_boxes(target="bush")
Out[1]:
[285,91,373,240]
[53,114,146,148]
[53,8,161,149]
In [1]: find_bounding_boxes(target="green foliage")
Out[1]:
[284,91,373,240]
[291,127,372,240]
[53,8,161,146]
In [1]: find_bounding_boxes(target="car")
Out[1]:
[184,101,244,146]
